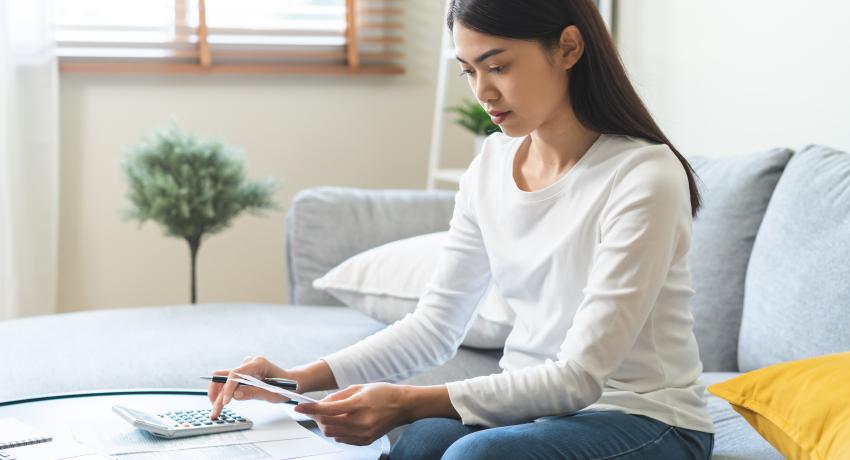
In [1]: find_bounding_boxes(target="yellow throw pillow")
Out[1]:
[708,351,850,460]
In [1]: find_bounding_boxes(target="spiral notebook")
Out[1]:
[0,418,52,449]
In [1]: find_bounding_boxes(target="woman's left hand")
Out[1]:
[294,382,410,446]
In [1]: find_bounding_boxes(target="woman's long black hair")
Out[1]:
[448,0,702,217]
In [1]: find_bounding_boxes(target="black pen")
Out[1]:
[201,375,298,390]
[200,376,300,405]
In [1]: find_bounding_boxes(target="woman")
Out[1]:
[208,0,715,458]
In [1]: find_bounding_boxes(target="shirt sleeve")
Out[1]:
[320,155,492,389]
[445,149,693,427]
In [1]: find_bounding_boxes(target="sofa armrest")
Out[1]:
[285,187,456,306]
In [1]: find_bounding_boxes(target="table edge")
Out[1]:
[0,388,208,407]
[0,388,391,458]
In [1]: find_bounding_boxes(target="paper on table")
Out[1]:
[0,439,108,460]
[251,437,343,459]
[111,437,341,460]
[0,418,52,448]
[114,443,271,460]
[73,415,315,455]
[231,373,319,404]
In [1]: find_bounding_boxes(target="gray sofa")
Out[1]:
[3,144,849,459]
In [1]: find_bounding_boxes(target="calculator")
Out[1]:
[112,405,253,439]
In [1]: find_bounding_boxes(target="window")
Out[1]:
[53,0,404,74]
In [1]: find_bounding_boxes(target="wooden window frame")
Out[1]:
[57,0,405,75]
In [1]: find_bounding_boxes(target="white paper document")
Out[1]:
[0,439,109,460]
[115,443,271,460]
[114,437,339,460]
[72,415,329,456]
[231,373,319,404]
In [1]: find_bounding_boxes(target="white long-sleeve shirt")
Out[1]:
[322,132,715,433]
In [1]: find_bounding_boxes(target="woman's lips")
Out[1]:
[490,111,512,124]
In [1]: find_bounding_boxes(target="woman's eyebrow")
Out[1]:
[455,48,506,64]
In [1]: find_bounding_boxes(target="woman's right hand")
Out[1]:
[208,355,296,420]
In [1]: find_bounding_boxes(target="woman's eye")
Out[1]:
[458,66,504,77]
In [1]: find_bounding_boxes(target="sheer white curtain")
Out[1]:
[0,0,59,319]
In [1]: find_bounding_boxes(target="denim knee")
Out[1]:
[390,418,473,460]
[442,429,522,460]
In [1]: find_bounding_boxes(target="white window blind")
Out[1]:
[53,0,404,74]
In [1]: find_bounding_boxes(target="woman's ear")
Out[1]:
[558,25,584,71]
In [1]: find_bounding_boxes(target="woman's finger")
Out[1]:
[220,369,246,406]
[312,413,354,427]
[321,424,355,438]
[212,369,245,419]
[211,392,225,419]
[295,397,358,416]
[321,385,360,402]
[207,369,230,403]
[334,436,369,446]
[231,385,289,403]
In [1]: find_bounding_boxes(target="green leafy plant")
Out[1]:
[120,122,279,304]
[446,98,501,136]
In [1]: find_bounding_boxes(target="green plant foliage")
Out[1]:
[121,123,278,240]
[120,122,279,303]
[446,98,501,136]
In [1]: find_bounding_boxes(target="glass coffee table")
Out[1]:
[0,389,389,459]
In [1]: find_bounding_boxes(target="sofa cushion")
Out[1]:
[0,304,500,403]
[739,145,850,371]
[687,148,792,372]
[286,187,455,307]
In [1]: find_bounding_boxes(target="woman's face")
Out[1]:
[452,22,572,138]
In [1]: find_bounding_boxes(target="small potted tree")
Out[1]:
[120,123,279,304]
[446,98,501,155]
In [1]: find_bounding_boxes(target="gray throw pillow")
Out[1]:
[738,145,850,372]
[687,148,792,372]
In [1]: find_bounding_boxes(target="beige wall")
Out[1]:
[57,1,478,312]
[616,0,850,156]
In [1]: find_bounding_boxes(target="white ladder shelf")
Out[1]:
[426,0,466,189]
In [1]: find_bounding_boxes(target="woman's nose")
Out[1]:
[474,76,499,104]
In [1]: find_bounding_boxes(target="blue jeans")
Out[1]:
[390,410,714,460]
